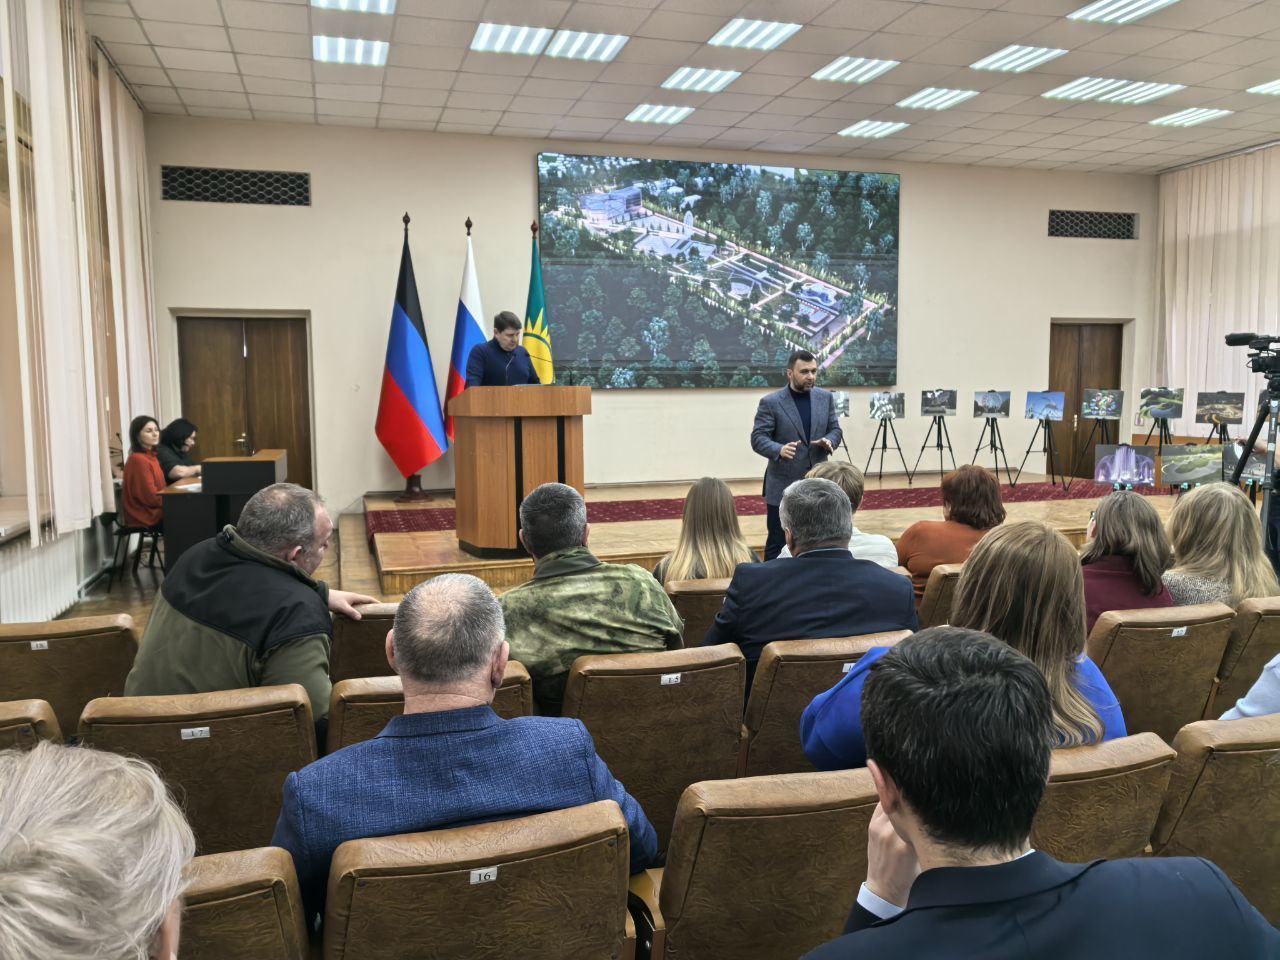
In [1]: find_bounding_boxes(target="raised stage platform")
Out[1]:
[360,474,1177,598]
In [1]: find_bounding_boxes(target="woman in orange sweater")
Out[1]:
[896,464,1006,600]
[121,415,165,529]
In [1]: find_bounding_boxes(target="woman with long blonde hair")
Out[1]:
[951,520,1125,747]
[653,477,757,584]
[1080,490,1174,631]
[1164,482,1280,606]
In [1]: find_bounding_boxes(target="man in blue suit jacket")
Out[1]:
[803,628,1279,959]
[704,477,917,690]
[465,310,543,386]
[271,573,658,926]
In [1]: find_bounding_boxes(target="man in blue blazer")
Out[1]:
[465,310,543,386]
[751,350,842,559]
[703,478,917,690]
[803,628,1279,959]
[271,573,658,926]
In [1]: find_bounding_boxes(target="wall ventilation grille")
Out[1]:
[1048,209,1137,239]
[161,166,311,206]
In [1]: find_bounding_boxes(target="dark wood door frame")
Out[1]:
[1048,320,1126,480]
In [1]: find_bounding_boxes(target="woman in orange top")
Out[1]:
[896,464,1006,600]
[121,415,165,529]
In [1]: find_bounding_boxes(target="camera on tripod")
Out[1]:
[1225,332,1280,378]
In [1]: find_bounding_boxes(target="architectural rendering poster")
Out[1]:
[1095,445,1156,487]
[973,391,1011,418]
[537,152,900,389]
[1194,391,1244,425]
[921,389,958,416]
[1025,391,1066,421]
[1082,389,1123,420]
[870,392,906,420]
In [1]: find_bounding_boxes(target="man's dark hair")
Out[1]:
[237,482,324,557]
[861,627,1053,854]
[787,349,816,367]
[518,483,587,558]
[493,311,522,333]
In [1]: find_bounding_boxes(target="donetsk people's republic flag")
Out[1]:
[375,226,448,476]
[446,235,485,440]
[523,231,553,384]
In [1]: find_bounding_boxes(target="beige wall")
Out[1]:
[0,197,25,496]
[145,117,1158,513]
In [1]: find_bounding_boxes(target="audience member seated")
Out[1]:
[801,520,1122,771]
[802,628,1279,959]
[1164,482,1280,606]
[125,483,376,725]
[272,573,658,926]
[652,477,757,585]
[1221,650,1280,720]
[895,464,1005,600]
[704,478,917,690]
[501,483,683,714]
[121,414,166,530]
[0,741,195,960]
[156,417,201,481]
[1080,490,1174,632]
[778,462,897,567]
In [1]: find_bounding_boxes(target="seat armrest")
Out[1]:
[622,912,637,960]
[628,868,666,960]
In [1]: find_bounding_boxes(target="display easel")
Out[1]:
[1015,418,1066,489]
[1205,421,1232,444]
[912,415,957,481]
[865,416,912,484]
[971,417,1014,486]
[1143,417,1175,455]
[1065,418,1115,492]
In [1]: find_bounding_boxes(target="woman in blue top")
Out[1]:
[802,520,1125,770]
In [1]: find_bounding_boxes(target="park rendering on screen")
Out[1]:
[537,151,900,389]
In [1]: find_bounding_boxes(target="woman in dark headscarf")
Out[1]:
[157,419,202,481]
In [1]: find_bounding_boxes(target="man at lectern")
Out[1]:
[751,350,843,560]
[465,310,543,387]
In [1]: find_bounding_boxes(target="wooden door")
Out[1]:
[177,317,313,489]
[1048,322,1124,480]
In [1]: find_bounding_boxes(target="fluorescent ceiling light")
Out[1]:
[708,18,801,51]
[662,66,740,92]
[811,57,898,83]
[470,22,554,56]
[838,120,909,138]
[1151,107,1232,127]
[1042,77,1183,103]
[896,87,979,110]
[1247,79,1280,95]
[970,45,1067,73]
[311,0,395,12]
[1067,0,1179,24]
[545,30,628,61]
[312,35,388,65]
[626,104,694,124]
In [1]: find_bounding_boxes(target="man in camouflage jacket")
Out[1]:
[500,483,683,714]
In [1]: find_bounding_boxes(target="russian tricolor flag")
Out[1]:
[375,226,448,477]
[446,235,486,440]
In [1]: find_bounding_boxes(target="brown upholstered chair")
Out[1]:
[918,563,963,628]
[1211,597,1280,718]
[628,769,878,960]
[0,614,138,733]
[664,578,730,645]
[1031,732,1176,862]
[0,698,62,749]
[78,684,316,855]
[1152,714,1280,924]
[561,644,745,850]
[325,661,534,754]
[739,632,911,777]
[1087,603,1235,741]
[328,603,398,683]
[323,800,636,960]
[183,846,308,960]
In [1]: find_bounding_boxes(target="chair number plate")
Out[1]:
[660,673,682,685]
[470,866,498,884]
[180,727,210,740]
[1171,627,1187,637]
[841,662,855,673]
[29,640,48,650]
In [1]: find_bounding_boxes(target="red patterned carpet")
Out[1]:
[365,479,1147,539]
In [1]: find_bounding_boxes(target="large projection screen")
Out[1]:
[537,151,900,389]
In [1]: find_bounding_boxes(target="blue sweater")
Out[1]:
[800,648,1128,770]
[465,337,542,387]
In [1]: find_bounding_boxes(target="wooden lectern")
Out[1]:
[449,386,591,557]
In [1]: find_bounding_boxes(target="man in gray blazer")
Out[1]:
[751,350,843,559]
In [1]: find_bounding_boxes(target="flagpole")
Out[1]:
[394,209,432,504]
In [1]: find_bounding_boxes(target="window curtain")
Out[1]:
[1153,144,1280,439]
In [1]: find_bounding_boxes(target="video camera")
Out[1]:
[1226,332,1280,377]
